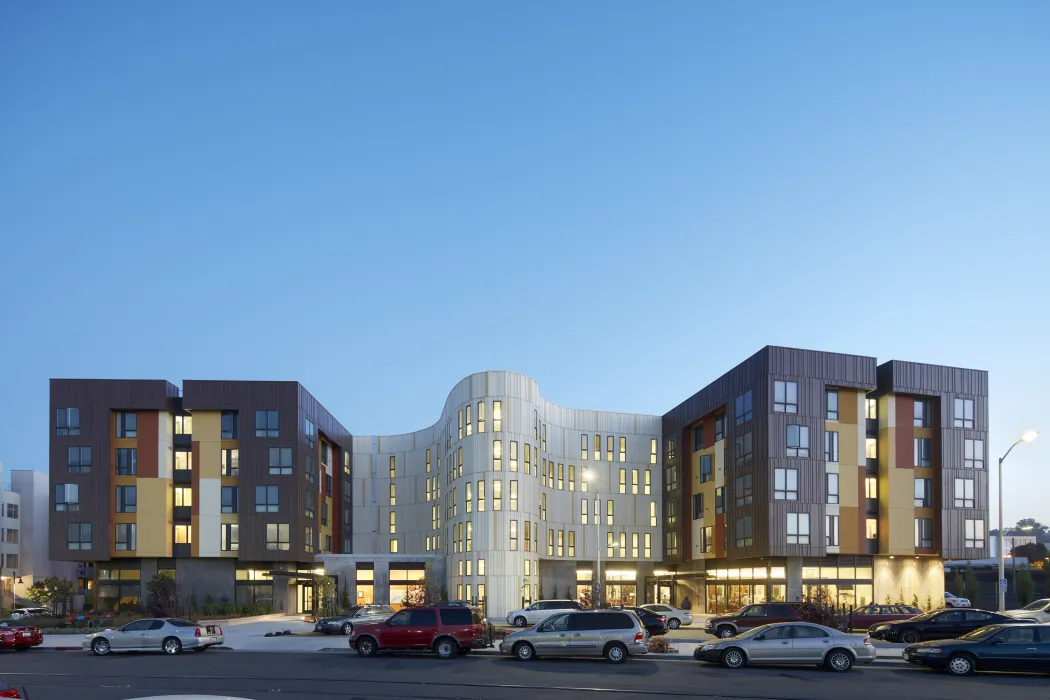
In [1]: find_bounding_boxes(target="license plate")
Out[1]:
[22,632,31,637]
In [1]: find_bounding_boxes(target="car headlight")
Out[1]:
[701,644,717,651]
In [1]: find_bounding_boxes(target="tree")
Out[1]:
[25,582,52,609]
[1013,542,1049,563]
[924,594,933,612]
[146,572,182,617]
[949,571,965,597]
[404,565,442,607]
[963,567,981,606]
[313,575,336,618]
[1005,519,1048,538]
[26,577,76,615]
[1017,568,1036,606]
[798,587,841,628]
[340,583,352,612]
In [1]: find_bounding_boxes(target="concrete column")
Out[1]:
[374,560,390,605]
[635,561,655,604]
[786,557,803,601]
[139,558,159,607]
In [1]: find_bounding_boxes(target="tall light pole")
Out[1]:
[584,469,601,608]
[998,430,1039,611]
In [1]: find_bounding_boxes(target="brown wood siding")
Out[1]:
[138,411,159,479]
[895,396,914,469]
[191,441,201,515]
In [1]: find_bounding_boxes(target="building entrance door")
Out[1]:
[298,583,314,614]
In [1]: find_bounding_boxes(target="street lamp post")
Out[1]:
[998,430,1039,612]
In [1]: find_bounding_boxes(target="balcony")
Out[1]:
[174,506,191,522]
[866,539,879,554]
[174,469,192,485]
[173,543,191,558]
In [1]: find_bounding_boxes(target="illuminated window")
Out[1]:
[650,438,657,464]
[558,463,564,490]
[644,532,652,558]
[458,447,463,477]
[524,443,531,475]
[619,437,627,462]
[466,404,472,436]
[221,523,239,552]
[581,498,589,525]
[493,440,502,471]
[542,424,547,452]
[866,438,878,459]
[493,401,501,432]
[541,492,547,520]
[619,531,626,557]
[477,480,485,511]
[510,480,518,511]
[510,520,518,551]
[787,513,810,545]
[568,531,576,557]
[509,441,518,472]
[582,434,588,460]
[389,483,396,506]
[426,449,431,473]
[548,529,554,556]
[715,487,724,514]
[619,469,627,494]
[594,435,601,461]
[175,451,193,472]
[865,398,877,420]
[607,531,614,558]
[175,524,192,545]
[175,414,193,435]
[466,521,472,552]
[644,469,651,494]
[390,538,398,553]
[466,482,473,513]
[221,448,239,476]
[459,409,463,439]
[774,381,798,413]
[607,499,614,525]
[865,477,878,499]
[700,527,712,554]
[607,436,614,461]
[305,526,315,553]
[632,532,639,558]
[174,487,192,507]
[569,465,576,491]
[649,501,656,526]
[493,480,502,510]
[631,469,638,495]
[865,518,878,540]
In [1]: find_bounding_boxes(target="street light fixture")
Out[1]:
[998,430,1039,611]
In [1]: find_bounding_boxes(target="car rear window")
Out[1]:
[167,619,197,627]
[439,608,473,625]
[600,612,635,630]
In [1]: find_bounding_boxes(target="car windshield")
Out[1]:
[959,625,1001,641]
[1021,599,1050,611]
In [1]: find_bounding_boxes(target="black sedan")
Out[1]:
[623,607,668,636]
[904,623,1050,675]
[869,608,1036,644]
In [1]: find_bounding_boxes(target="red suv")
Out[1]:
[705,603,802,638]
[350,605,492,659]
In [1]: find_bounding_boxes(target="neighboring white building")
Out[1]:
[990,534,1038,559]
[0,462,23,607]
[11,468,76,587]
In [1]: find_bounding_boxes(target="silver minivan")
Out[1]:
[499,610,649,663]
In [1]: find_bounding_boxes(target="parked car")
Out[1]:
[505,599,582,627]
[640,604,692,629]
[314,604,395,635]
[944,592,971,608]
[10,608,50,619]
[623,607,668,636]
[499,610,648,664]
[0,621,43,651]
[350,605,492,659]
[693,622,875,672]
[904,623,1050,675]
[847,604,923,631]
[868,608,1036,644]
[0,677,21,698]
[83,618,224,655]
[1005,598,1050,623]
[705,603,801,639]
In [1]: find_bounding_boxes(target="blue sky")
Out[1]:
[1,1,1047,524]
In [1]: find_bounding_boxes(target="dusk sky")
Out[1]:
[2,1,1047,525]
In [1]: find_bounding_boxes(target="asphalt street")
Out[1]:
[0,650,1046,700]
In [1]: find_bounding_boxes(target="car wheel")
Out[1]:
[946,654,975,676]
[514,616,528,628]
[668,618,681,630]
[825,649,853,673]
[604,642,627,664]
[434,637,457,659]
[513,641,536,661]
[900,630,922,644]
[162,637,182,655]
[341,623,352,636]
[356,637,378,657]
[91,638,111,656]
[717,625,736,639]
[720,647,746,669]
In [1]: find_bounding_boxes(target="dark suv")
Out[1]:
[705,603,802,639]
[350,606,492,659]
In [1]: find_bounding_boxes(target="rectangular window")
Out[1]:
[466,404,472,436]
[865,476,878,499]
[558,463,564,490]
[582,498,590,525]
[221,523,239,551]
[607,531,614,558]
[509,480,518,511]
[255,485,279,513]
[913,399,931,428]
[650,438,657,464]
[692,493,703,519]
[304,417,316,448]
[865,398,877,420]
[116,411,137,438]
[507,441,518,472]
[734,474,753,506]
[619,531,627,558]
[221,486,238,514]
[786,512,810,545]
[964,439,985,469]
[389,511,396,534]
[492,440,502,471]
[475,400,485,434]
[175,524,192,545]
[606,499,614,525]
[715,487,725,514]
[458,447,463,478]
[541,493,547,520]
[524,443,531,475]
[67,522,91,550]
[619,436,627,462]
[825,431,839,462]
[175,450,193,472]
[389,483,397,506]
[644,469,651,494]
[915,518,933,548]
[826,473,839,504]
[389,455,396,478]
[115,523,136,551]
[543,424,547,453]
[715,411,726,441]
[55,483,79,511]
[774,468,798,500]
[255,410,279,437]
[700,454,712,483]
[115,447,137,476]
[866,438,878,459]
[476,479,485,512]
[650,500,657,526]
[826,390,839,420]
[548,528,554,556]
[68,446,92,474]
[221,448,239,476]
[426,448,431,473]
[644,532,652,558]
[465,482,472,513]
[774,380,798,413]
[605,435,613,462]
[56,407,81,435]
[493,401,502,432]
[492,479,503,510]
[268,447,292,475]
[735,432,753,467]
[701,526,713,554]
[866,518,878,540]
[954,478,975,508]
[568,531,576,557]
[306,454,317,484]
[914,438,932,467]
[458,409,463,439]
[618,468,627,494]
[954,398,975,429]
[569,465,576,491]
[786,425,810,457]
[581,434,589,460]
[826,515,839,546]
[914,478,932,507]
[221,411,238,439]
[116,485,137,513]
[594,434,601,461]
[735,516,753,547]
[735,390,753,424]
[266,523,290,551]
[692,425,703,452]
[510,520,518,551]
[630,468,638,495]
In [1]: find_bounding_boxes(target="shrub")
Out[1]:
[798,587,840,628]
[647,637,677,653]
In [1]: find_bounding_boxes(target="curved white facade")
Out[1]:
[351,371,663,617]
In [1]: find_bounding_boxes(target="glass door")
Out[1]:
[298,583,314,614]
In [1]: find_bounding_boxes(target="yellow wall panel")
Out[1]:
[883,462,915,554]
[839,506,860,554]
[838,389,860,425]
[195,412,222,479]
[835,422,859,468]
[839,465,859,508]
[191,514,199,557]
[137,478,172,557]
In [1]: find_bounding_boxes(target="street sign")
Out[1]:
[999,578,1008,592]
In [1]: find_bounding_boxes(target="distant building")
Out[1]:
[0,462,22,607]
[990,534,1038,559]
[10,469,76,585]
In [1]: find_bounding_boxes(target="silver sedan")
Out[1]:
[640,604,693,629]
[693,622,875,672]
[315,604,396,635]
[84,618,224,655]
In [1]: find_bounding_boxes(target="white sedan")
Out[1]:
[1006,598,1050,622]
[640,604,693,629]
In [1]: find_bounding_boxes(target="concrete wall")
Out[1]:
[873,557,945,607]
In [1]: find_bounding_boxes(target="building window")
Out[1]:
[606,499,614,525]
[269,447,293,475]
[701,526,713,554]
[699,454,712,483]
[388,511,396,534]
[458,448,463,478]
[568,531,576,557]
[650,438,658,464]
[68,446,92,474]
[465,482,472,513]
[67,522,91,550]
[174,486,193,508]
[115,411,137,438]
[826,390,839,420]
[964,439,985,469]
[649,500,657,526]
[493,401,502,432]
[425,448,431,473]
[954,478,975,508]
[913,399,931,428]
[221,448,239,476]
[786,513,810,545]
[255,485,279,513]
[644,469,651,494]
[735,390,753,424]
[524,443,531,475]
[174,450,192,472]
[541,493,547,520]
[222,523,239,552]
[825,431,839,462]
[965,519,985,548]
[493,480,502,511]
[735,516,753,548]
[734,474,753,506]
[915,518,933,548]
[476,479,485,511]
[56,407,80,435]
[786,425,810,457]
[508,441,518,472]
[570,465,576,491]
[619,437,627,462]
[504,479,516,511]
[116,485,137,513]
[618,469,627,494]
[954,398,975,429]
[548,529,555,556]
[466,404,472,436]
[715,411,726,441]
[607,531,615,558]
[826,473,839,504]
[493,440,502,471]
[475,401,485,434]
[266,523,290,551]
[221,486,238,514]
[644,532,652,558]
[543,425,548,453]
[774,468,798,500]
[692,425,703,452]
[304,418,316,448]
[594,435,601,461]
[557,463,564,490]
[715,487,725,514]
[306,454,317,484]
[583,498,590,525]
[55,483,79,511]
[115,523,136,551]
[865,476,878,499]
[865,398,877,420]
[630,469,638,495]
[255,410,279,437]
[735,432,752,467]
[914,438,932,467]
[221,411,238,439]
[5,504,16,519]
[510,520,518,551]
[914,478,932,507]
[774,381,798,413]
[866,518,878,540]
[175,524,192,545]
[826,515,840,546]
[665,499,677,526]
[581,435,588,460]
[605,435,613,462]
[458,409,463,440]
[389,483,396,506]
[692,493,703,520]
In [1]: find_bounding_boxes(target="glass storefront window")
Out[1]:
[770,584,787,602]
[606,570,636,582]
[577,569,593,582]
[838,566,855,580]
[802,567,820,579]
[856,566,873,580]
[607,584,637,607]
[820,566,837,580]
[752,568,767,579]
[856,584,874,606]
[770,567,786,579]
[356,569,375,582]
[356,584,374,604]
